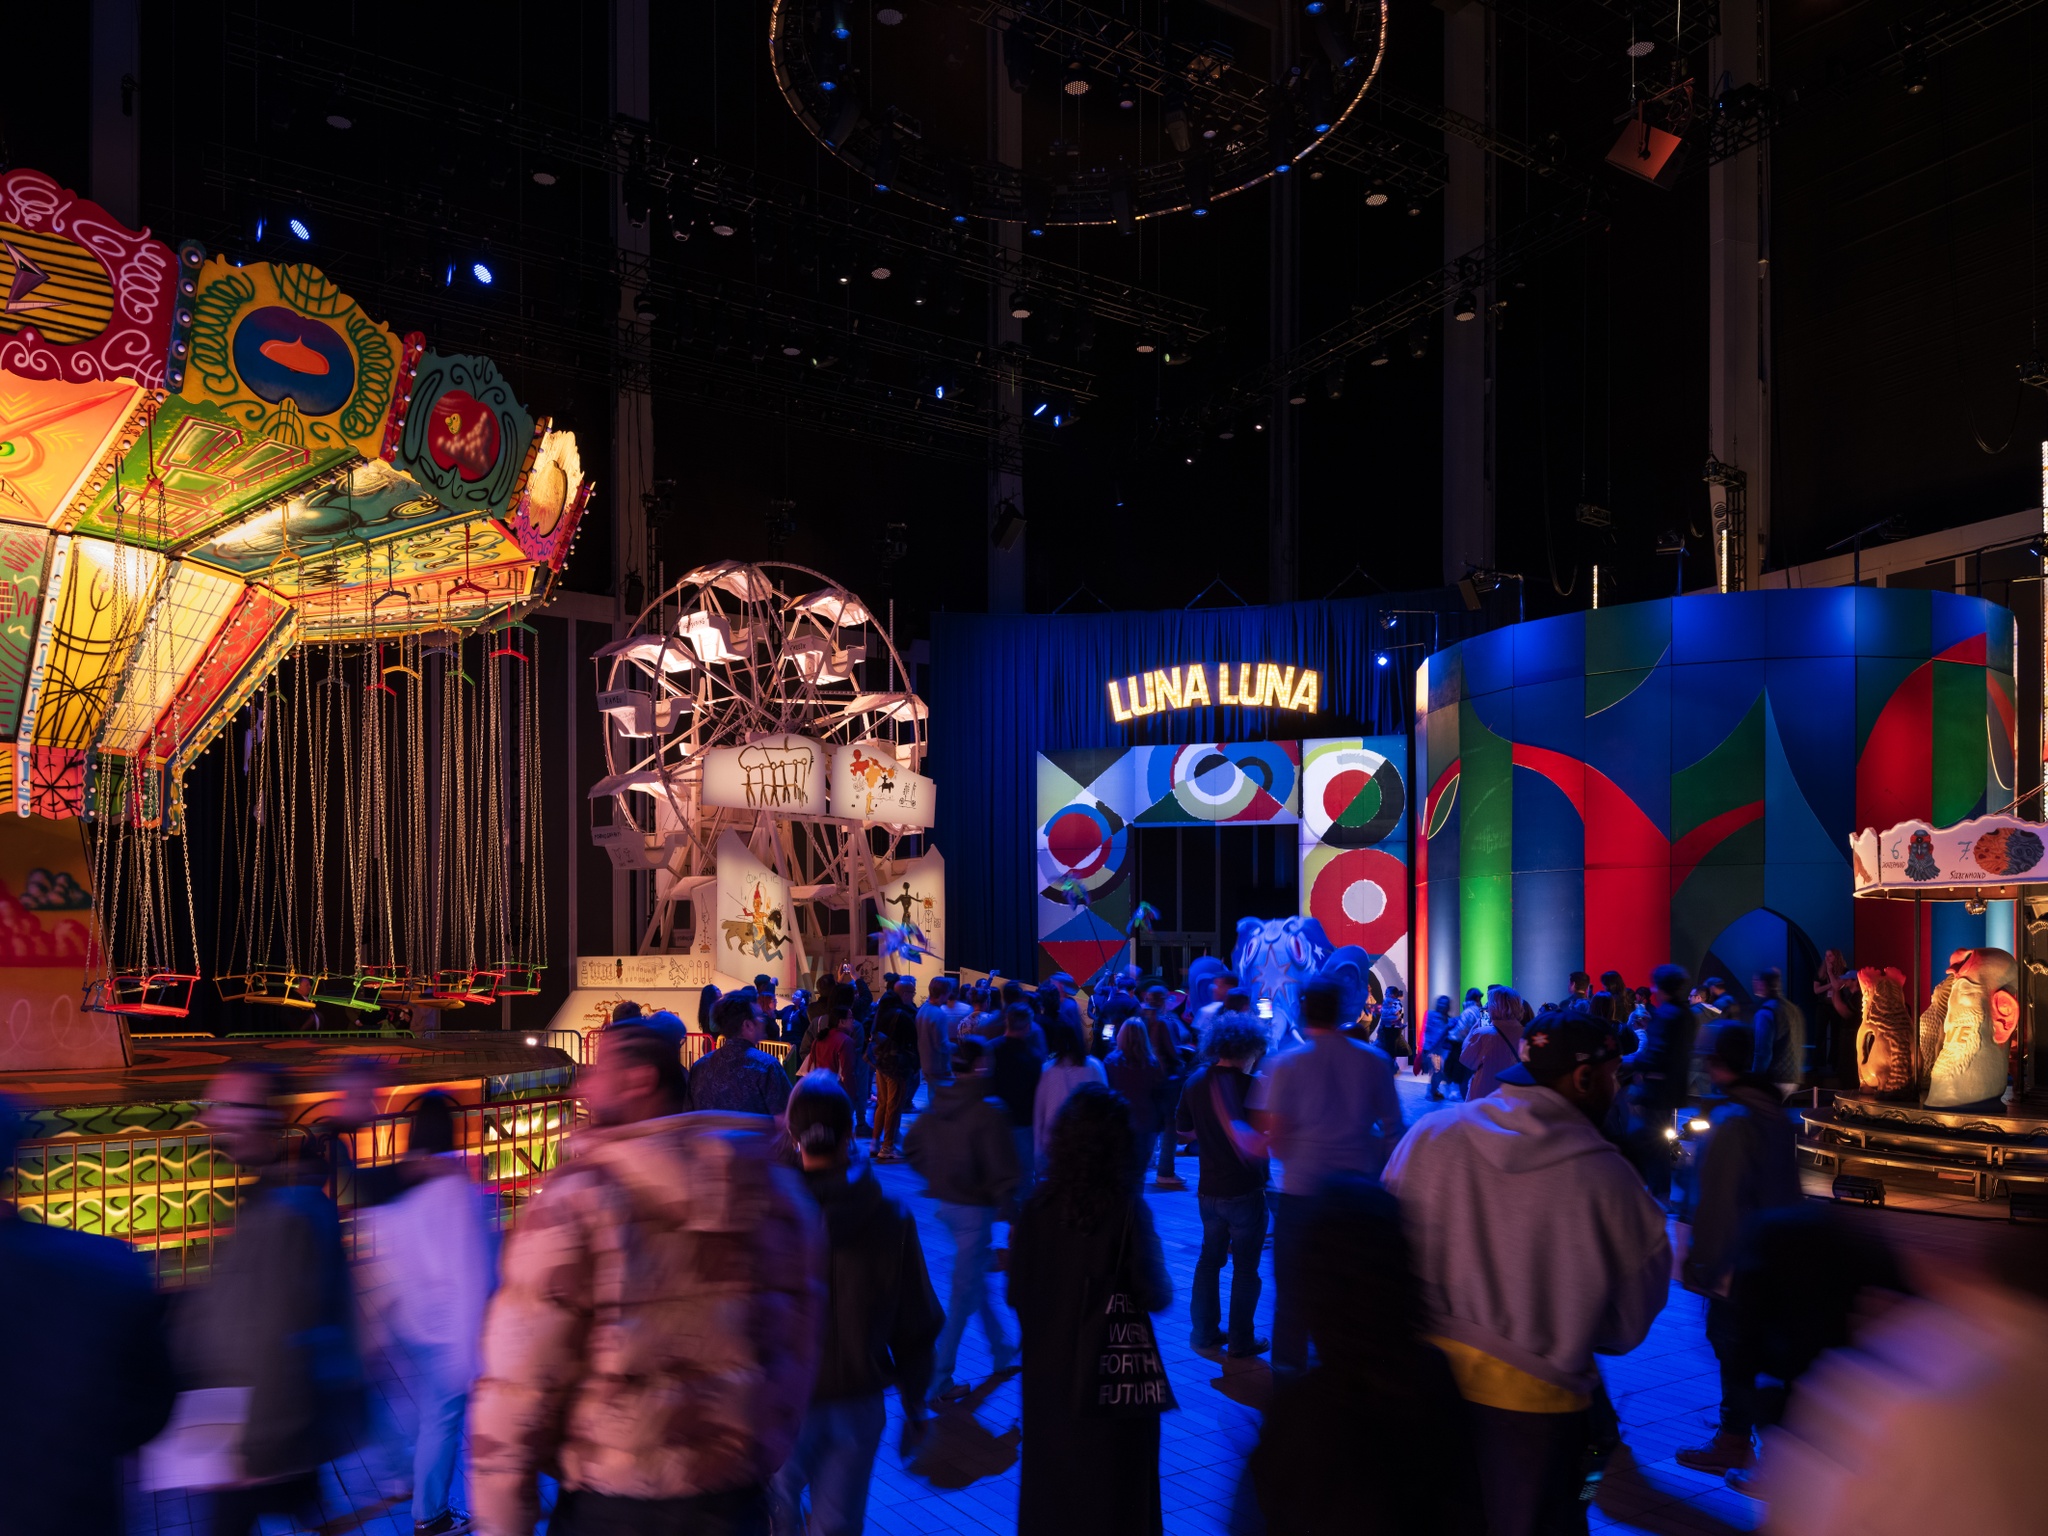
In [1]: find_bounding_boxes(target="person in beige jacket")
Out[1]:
[468,1026,825,1536]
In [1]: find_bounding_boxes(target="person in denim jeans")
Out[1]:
[904,1038,1020,1401]
[772,1074,941,1536]
[1175,1014,1272,1359]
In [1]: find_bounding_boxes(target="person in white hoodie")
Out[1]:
[1032,1016,1106,1162]
[1385,1010,1669,1536]
[355,1092,499,1536]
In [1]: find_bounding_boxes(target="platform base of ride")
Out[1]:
[1797,1090,2048,1206]
[0,1031,575,1141]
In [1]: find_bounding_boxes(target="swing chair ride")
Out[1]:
[0,167,589,1023]
[591,559,935,984]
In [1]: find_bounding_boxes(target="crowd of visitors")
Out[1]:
[7,957,2047,1536]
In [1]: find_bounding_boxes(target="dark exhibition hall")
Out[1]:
[4,5,2048,1536]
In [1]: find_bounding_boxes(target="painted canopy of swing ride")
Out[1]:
[0,168,589,1061]
[0,166,592,826]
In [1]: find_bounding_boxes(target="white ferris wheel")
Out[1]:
[591,559,929,980]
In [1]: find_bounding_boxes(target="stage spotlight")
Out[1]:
[1370,346,1390,366]
[1374,652,1390,667]
[532,169,557,186]
[1304,68,1336,134]
[1217,419,1236,440]
[1901,42,1928,94]
[254,215,267,242]
[1406,198,1423,216]
[1010,288,1036,319]
[1305,1,1327,12]
[1022,179,1052,236]
[710,206,738,236]
[945,164,973,224]
[1032,401,1049,417]
[1627,37,1655,59]
[1453,290,1478,321]
[1288,382,1308,405]
[913,271,931,306]
[991,499,1026,549]
[443,262,456,286]
[870,256,893,280]
[1184,154,1214,217]
[473,261,496,285]
[830,3,851,40]
[1408,323,1429,359]
[288,217,312,241]
[933,382,946,399]
[878,6,903,22]
[633,291,656,320]
[1117,74,1137,110]
[1164,97,1193,154]
[782,333,804,357]
[1365,182,1390,208]
[871,129,900,192]
[1323,365,1344,400]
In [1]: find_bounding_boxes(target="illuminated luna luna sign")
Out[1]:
[1108,663,1321,722]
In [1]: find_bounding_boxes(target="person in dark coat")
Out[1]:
[1249,1175,1482,1536]
[772,1073,943,1536]
[0,1097,176,1536]
[989,1003,1047,1187]
[1675,1022,1806,1478]
[1620,963,1696,1199]
[905,1037,1020,1401]
[1009,1084,1172,1536]
[1102,1020,1168,1182]
[177,1064,365,1536]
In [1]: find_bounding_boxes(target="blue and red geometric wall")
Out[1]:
[1038,738,1411,995]
[1417,589,2017,1008]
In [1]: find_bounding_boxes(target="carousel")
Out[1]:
[1798,812,2048,1207]
[0,166,589,1263]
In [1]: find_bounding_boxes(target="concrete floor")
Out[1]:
[125,1074,1770,1536]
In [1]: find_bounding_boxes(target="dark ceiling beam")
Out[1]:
[223,13,1211,339]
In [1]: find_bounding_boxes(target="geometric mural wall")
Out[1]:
[1416,588,2018,1012]
[1037,737,1410,994]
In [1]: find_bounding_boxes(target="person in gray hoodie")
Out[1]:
[1385,1010,1670,1536]
[904,1036,1020,1401]
[1673,1022,1803,1478]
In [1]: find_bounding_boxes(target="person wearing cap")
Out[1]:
[1384,1009,1670,1535]
[1673,1021,1803,1479]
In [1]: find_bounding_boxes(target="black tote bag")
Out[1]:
[1074,1213,1178,1419]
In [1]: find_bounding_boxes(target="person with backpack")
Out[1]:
[1009,1085,1172,1536]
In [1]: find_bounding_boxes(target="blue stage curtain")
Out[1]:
[929,595,1476,977]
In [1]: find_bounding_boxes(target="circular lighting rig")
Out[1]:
[768,0,1389,227]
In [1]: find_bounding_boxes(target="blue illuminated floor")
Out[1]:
[125,1074,1759,1536]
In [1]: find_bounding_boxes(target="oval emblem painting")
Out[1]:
[231,305,355,415]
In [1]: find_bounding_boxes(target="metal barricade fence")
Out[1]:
[8,1095,583,1286]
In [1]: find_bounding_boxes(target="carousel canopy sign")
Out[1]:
[1850,812,2048,902]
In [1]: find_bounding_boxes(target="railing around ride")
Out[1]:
[9,1095,582,1287]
